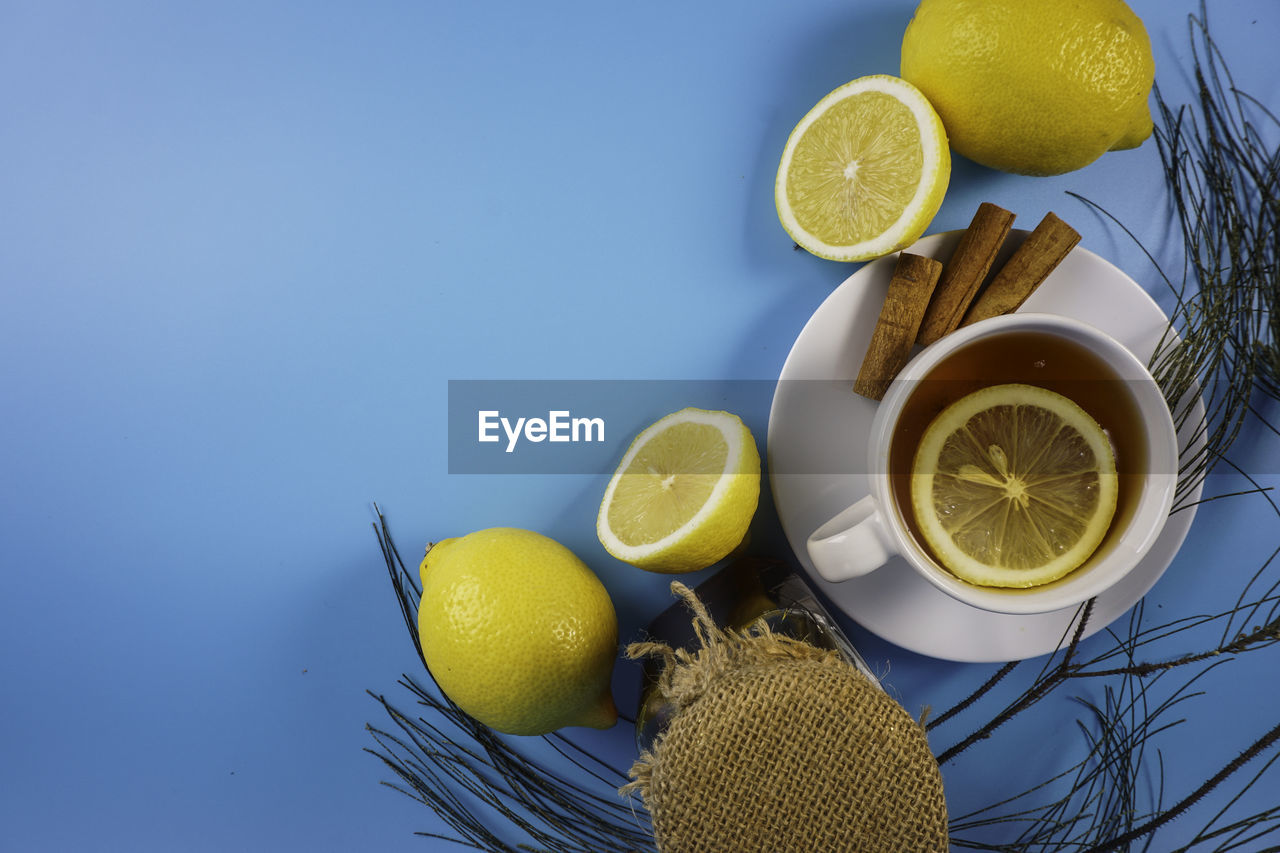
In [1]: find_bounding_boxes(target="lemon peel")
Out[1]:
[901,0,1154,176]
[416,528,618,735]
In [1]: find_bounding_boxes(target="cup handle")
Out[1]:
[806,495,900,582]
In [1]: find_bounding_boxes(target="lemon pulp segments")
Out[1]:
[597,408,760,574]
[788,92,923,245]
[910,384,1118,588]
[606,422,727,545]
[775,75,950,261]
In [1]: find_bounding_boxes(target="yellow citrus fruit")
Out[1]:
[775,74,950,262]
[597,408,760,573]
[911,384,1118,588]
[900,0,1154,176]
[416,528,618,735]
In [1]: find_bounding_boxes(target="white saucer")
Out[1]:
[767,230,1204,662]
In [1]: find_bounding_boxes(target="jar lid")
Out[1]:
[625,582,949,853]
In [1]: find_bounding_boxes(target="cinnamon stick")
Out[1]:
[961,211,1080,326]
[854,252,943,400]
[916,202,1016,345]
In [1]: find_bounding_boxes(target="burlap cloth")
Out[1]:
[624,583,948,853]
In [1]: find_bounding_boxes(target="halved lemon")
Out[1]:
[911,383,1118,588]
[775,74,950,262]
[597,408,760,574]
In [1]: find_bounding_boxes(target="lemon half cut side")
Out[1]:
[775,74,950,262]
[910,383,1119,588]
[597,408,760,574]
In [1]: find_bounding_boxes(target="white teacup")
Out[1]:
[806,313,1179,615]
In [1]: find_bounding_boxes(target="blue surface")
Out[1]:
[2,1,1278,850]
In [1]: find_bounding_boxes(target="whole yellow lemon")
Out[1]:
[416,528,618,736]
[900,0,1154,176]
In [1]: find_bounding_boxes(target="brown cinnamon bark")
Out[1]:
[854,252,943,400]
[961,211,1080,326]
[916,203,1016,345]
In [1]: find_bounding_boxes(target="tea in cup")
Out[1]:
[806,313,1178,615]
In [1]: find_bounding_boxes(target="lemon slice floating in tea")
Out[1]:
[774,74,950,261]
[911,383,1118,588]
[597,408,760,574]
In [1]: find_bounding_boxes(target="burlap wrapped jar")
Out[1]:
[624,583,948,853]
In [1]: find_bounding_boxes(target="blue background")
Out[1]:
[2,1,1277,850]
